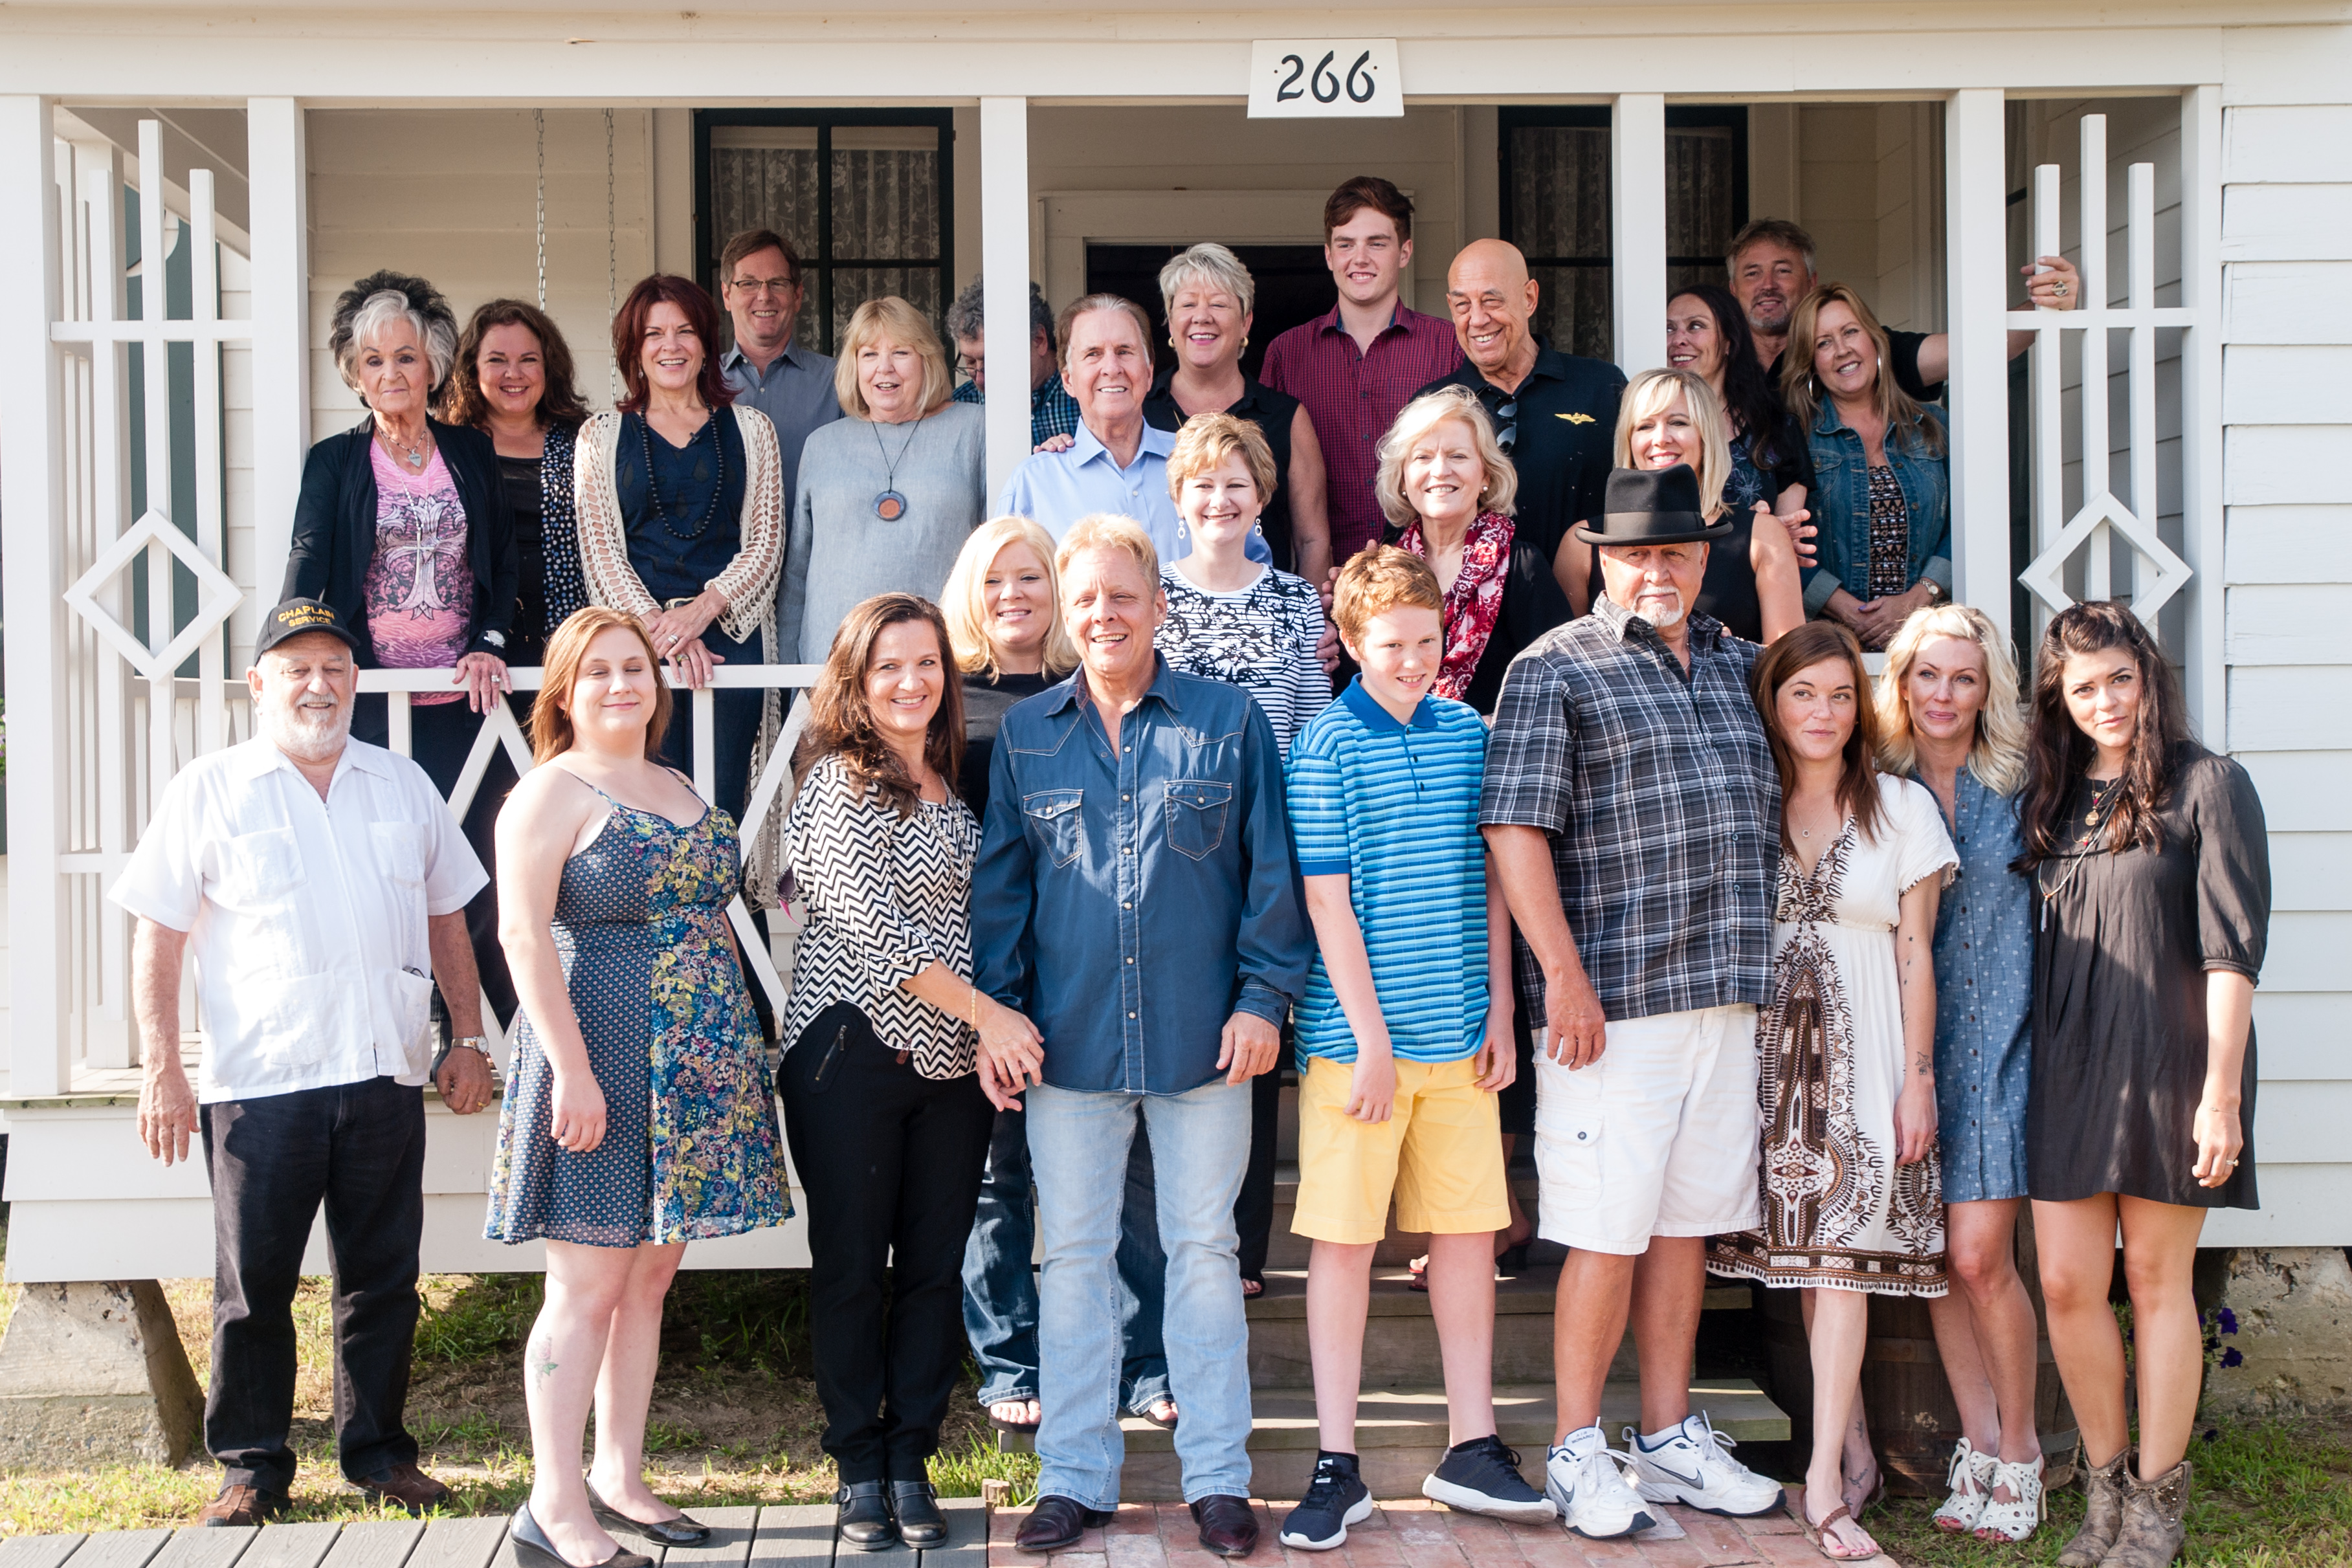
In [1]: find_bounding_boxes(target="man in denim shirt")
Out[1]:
[974,514,1310,1559]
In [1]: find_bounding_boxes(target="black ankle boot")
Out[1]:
[891,1481,946,1547]
[835,1481,898,1551]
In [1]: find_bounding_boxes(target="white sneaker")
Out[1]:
[1544,1425,1656,1540]
[1623,1412,1786,1518]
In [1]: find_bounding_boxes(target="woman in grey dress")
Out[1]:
[1876,604,2044,1543]
[775,297,986,664]
[2019,601,2269,1568]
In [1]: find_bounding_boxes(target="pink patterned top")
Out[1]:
[366,442,471,703]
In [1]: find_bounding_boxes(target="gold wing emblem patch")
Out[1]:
[1559,412,1596,424]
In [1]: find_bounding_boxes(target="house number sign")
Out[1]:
[1247,39,1404,118]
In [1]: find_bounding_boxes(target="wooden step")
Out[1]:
[997,1378,1790,1501]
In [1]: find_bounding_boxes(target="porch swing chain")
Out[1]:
[533,108,547,313]
[605,107,618,403]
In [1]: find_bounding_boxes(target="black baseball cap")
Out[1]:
[254,597,362,657]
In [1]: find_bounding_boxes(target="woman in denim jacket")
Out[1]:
[1782,283,1951,650]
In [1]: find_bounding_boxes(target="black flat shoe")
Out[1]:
[836,1481,900,1552]
[891,1481,947,1547]
[510,1502,654,1568]
[1015,1495,1111,1553]
[585,1483,713,1547]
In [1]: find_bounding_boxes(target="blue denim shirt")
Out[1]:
[1800,401,1952,615]
[972,656,1312,1095]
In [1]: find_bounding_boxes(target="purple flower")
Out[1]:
[2202,1429,2219,1442]
[2217,1307,2239,1334]
[2221,1347,2244,1369]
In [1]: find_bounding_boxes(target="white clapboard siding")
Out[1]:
[2225,585,2352,664]
[2227,505,2352,584]
[2252,994,2351,1076]
[2236,753,2352,832]
[2259,911,2352,996]
[2229,667,2352,750]
[2268,832,2352,911]
[2222,426,2352,502]
[2222,344,2352,425]
[2223,104,2352,183]
[2222,182,2352,261]
[2225,261,2352,343]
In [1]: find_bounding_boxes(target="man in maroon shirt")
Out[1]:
[1261,177,1463,567]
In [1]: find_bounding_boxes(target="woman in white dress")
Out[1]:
[1710,620,1957,1561]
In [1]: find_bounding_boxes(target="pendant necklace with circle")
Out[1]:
[872,415,920,522]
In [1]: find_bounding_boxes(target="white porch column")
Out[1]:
[2178,84,2225,749]
[0,95,72,1098]
[979,96,1032,501]
[247,97,309,615]
[1610,93,1667,374]
[1944,88,2012,637]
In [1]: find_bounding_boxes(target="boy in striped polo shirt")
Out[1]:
[1277,548,1549,1549]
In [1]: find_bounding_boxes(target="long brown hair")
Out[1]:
[2014,600,2192,868]
[1753,620,1887,850]
[611,274,737,414]
[439,298,590,430]
[791,594,965,816]
[531,608,674,764]
[1780,282,1946,459]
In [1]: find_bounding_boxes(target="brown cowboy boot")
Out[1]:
[2054,1443,2131,1567]
[2102,1457,2191,1567]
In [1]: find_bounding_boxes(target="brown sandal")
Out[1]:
[1803,1503,1880,1561]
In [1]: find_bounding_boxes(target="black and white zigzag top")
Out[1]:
[1154,564,1332,757]
[781,753,981,1080]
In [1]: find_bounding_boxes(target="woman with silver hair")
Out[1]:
[1142,243,1334,588]
[284,269,520,795]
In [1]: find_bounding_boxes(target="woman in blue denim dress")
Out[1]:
[1876,604,2044,1544]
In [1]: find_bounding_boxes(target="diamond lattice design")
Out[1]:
[62,511,243,680]
[2015,490,2193,623]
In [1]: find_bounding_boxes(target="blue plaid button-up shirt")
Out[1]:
[953,371,1082,448]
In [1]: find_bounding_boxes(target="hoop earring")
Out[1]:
[1253,520,1264,537]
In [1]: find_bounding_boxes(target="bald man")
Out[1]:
[1414,240,1626,596]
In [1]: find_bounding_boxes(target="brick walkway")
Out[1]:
[986,1491,1885,1568]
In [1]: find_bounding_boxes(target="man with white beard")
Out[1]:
[112,598,493,1528]
[1476,467,1787,1539]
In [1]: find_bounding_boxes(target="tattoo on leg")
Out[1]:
[531,1333,559,1388]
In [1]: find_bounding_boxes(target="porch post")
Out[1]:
[1610,93,1667,374]
[1944,87,2012,637]
[247,97,310,615]
[0,94,72,1098]
[979,96,1032,500]
[2177,84,2225,749]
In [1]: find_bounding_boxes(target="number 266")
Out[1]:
[1275,49,1378,105]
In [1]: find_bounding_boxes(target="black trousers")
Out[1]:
[780,1037,994,1484]
[1232,1065,1285,1285]
[199,1075,427,1495]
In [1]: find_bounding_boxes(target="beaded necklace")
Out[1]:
[2037,775,2127,931]
[638,410,726,540]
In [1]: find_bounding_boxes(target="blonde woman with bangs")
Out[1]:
[1584,368,1803,643]
[1874,604,2046,1544]
[941,515,1080,819]
[777,296,987,665]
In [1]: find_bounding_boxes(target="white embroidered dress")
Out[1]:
[1711,773,1958,1297]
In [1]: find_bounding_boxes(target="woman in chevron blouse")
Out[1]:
[778,593,1047,1553]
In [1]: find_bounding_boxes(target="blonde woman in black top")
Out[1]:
[2017,602,2269,1568]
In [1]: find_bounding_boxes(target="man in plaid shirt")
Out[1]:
[1480,465,1786,1538]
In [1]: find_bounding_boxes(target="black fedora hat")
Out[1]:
[1575,465,1732,546]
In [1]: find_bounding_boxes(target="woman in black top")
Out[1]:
[1141,243,1334,587]
[2016,602,2269,1568]
[941,516,1078,817]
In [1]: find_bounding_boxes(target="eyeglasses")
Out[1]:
[955,356,984,376]
[728,276,799,296]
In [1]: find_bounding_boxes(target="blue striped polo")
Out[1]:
[1286,676,1492,1064]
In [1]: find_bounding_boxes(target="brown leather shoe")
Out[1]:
[351,1461,453,1516]
[1015,1496,1110,1553]
[199,1483,286,1527]
[1190,1495,1259,1558]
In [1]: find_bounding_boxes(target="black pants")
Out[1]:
[780,1037,994,1484]
[199,1076,427,1495]
[1232,1066,1285,1285]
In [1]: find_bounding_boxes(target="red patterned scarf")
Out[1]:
[1400,509,1515,703]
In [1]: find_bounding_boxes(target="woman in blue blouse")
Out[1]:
[1876,604,2043,1543]
[1782,284,1950,651]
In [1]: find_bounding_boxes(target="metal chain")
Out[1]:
[605,108,619,403]
[533,109,547,311]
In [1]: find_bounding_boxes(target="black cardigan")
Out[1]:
[282,415,520,665]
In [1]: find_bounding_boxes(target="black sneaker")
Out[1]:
[1423,1433,1559,1523]
[1280,1452,1373,1551]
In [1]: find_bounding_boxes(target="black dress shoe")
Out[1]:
[836,1481,900,1552]
[891,1481,947,1547]
[509,1502,656,1568]
[1015,1496,1111,1553]
[1190,1495,1259,1558]
[585,1483,713,1547]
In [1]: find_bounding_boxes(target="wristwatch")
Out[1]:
[1922,579,1947,603]
[450,1035,489,1057]
[478,628,507,650]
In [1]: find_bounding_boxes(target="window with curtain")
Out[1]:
[698,111,953,356]
[1500,107,1749,364]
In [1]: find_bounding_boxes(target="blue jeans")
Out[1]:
[1027,1079,1253,1507]
[960,1105,1170,1412]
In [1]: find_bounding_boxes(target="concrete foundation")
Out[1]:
[2204,1247,2352,1419]
[0,1279,204,1468]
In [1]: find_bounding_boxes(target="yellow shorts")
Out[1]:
[1291,1055,1509,1245]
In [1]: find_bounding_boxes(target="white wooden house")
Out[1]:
[1,0,2346,1286]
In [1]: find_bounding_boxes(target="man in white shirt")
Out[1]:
[113,598,493,1528]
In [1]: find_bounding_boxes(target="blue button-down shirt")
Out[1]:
[722,340,843,516]
[997,421,1269,566]
[972,656,1311,1095]
[1921,767,2034,1203]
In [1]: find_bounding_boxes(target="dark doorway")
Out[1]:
[1084,244,1334,381]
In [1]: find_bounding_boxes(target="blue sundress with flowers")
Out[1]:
[486,775,790,1247]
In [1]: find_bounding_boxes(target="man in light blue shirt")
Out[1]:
[999,294,1265,566]
[715,226,843,520]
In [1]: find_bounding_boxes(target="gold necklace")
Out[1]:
[2037,776,2125,931]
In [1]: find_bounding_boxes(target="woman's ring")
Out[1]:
[2054,280,2069,297]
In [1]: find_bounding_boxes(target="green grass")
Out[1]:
[1872,1421,2352,1567]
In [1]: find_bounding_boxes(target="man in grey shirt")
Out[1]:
[718,226,843,524]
